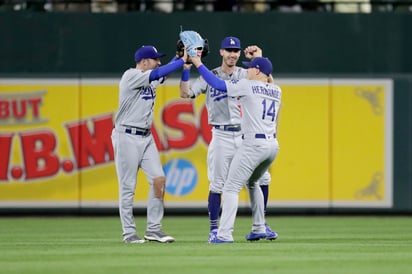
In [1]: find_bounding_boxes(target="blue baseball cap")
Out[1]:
[220,36,242,50]
[242,57,273,76]
[134,45,166,62]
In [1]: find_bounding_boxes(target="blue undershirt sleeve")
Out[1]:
[197,65,227,91]
[149,58,184,82]
[181,69,190,81]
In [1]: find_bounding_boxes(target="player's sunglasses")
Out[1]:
[225,49,241,53]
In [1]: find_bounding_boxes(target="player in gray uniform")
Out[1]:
[180,37,277,242]
[189,55,281,243]
[111,45,188,243]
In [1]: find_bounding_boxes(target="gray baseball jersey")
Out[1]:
[189,66,246,126]
[226,79,281,136]
[115,68,163,129]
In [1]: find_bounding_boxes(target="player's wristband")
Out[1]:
[181,69,190,81]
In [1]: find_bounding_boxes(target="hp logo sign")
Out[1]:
[164,158,198,196]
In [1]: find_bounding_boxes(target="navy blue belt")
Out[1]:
[255,133,276,139]
[124,127,151,137]
[214,125,241,132]
[243,133,276,139]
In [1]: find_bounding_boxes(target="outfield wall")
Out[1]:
[1,76,409,213]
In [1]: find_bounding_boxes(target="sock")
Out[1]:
[260,185,269,216]
[208,192,221,231]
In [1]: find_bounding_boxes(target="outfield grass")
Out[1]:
[0,216,411,274]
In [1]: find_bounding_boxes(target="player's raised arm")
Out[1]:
[149,50,187,82]
[190,56,227,91]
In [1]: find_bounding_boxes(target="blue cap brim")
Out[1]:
[242,61,252,68]
[155,53,166,59]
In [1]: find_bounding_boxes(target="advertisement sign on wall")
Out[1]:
[0,78,393,209]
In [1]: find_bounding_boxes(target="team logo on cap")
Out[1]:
[152,46,159,53]
[230,39,236,45]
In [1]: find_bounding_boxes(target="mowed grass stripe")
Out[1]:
[0,216,411,274]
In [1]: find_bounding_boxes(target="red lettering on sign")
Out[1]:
[0,99,214,182]
[66,114,114,169]
[0,97,43,122]
[21,130,60,179]
[199,105,212,144]
[0,133,13,180]
[162,101,198,150]
[0,100,9,119]
[28,98,42,118]
[12,99,26,119]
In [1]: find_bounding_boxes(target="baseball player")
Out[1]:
[111,45,188,243]
[180,36,277,242]
[189,55,282,243]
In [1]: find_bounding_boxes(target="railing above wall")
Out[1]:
[0,0,411,13]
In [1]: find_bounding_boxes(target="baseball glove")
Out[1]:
[179,30,204,57]
[176,38,209,59]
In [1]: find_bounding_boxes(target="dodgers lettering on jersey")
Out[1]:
[210,87,227,102]
[141,86,156,100]
[189,67,247,125]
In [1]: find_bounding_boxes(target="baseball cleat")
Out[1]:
[144,231,175,243]
[123,235,145,244]
[245,232,267,241]
[208,229,218,243]
[265,224,278,241]
[209,237,234,244]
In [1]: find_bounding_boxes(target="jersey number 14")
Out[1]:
[261,99,276,121]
